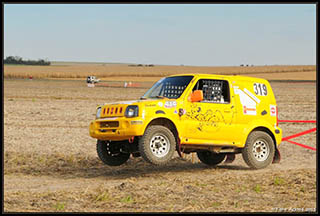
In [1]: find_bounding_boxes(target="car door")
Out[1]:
[183,78,236,145]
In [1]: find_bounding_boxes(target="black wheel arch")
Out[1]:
[145,117,179,143]
[249,127,277,146]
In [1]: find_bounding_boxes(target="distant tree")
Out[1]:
[4,56,51,65]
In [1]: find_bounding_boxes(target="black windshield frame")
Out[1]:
[142,76,194,99]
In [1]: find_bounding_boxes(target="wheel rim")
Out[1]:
[149,134,170,158]
[106,142,120,156]
[252,139,270,161]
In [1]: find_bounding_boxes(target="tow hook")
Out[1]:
[129,137,134,143]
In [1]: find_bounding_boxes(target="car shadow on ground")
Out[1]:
[7,152,254,180]
[39,157,252,180]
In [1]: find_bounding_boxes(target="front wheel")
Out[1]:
[242,131,275,169]
[139,125,176,165]
[197,151,226,166]
[96,140,130,166]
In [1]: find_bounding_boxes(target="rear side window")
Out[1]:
[192,79,230,103]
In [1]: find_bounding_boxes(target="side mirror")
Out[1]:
[188,90,203,102]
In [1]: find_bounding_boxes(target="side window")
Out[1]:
[149,82,163,98]
[192,79,230,103]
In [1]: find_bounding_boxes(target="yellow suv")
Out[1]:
[89,74,282,169]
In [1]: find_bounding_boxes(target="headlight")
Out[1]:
[125,105,139,118]
[96,107,102,119]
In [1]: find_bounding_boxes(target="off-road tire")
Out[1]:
[139,125,176,165]
[96,140,130,166]
[197,151,226,166]
[242,131,275,169]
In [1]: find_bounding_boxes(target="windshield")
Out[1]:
[142,76,194,99]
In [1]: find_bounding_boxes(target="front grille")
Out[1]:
[101,105,125,117]
[100,121,119,128]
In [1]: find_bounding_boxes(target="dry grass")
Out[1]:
[4,167,316,212]
[4,64,316,80]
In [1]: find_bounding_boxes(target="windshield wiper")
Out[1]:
[141,96,169,99]
[154,96,168,99]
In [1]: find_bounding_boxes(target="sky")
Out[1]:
[3,4,316,66]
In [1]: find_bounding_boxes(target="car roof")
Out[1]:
[168,73,268,83]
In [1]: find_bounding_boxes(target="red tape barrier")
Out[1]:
[278,120,316,123]
[282,128,316,141]
[286,140,317,151]
[279,120,317,151]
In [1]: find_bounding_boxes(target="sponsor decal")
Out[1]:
[243,105,257,115]
[158,102,163,107]
[164,101,177,108]
[270,105,277,116]
[131,120,143,125]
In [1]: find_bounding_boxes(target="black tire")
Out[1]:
[96,140,130,166]
[242,131,275,169]
[197,151,226,166]
[139,125,176,165]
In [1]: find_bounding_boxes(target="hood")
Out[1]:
[99,99,168,118]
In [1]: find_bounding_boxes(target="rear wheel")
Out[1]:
[96,140,130,166]
[139,125,176,165]
[242,131,275,169]
[197,151,226,166]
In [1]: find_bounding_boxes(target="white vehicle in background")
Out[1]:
[86,76,100,84]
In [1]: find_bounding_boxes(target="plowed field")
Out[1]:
[3,78,317,212]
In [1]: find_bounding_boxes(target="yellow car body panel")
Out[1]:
[89,74,282,149]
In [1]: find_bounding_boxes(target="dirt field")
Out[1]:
[3,77,317,212]
[4,64,316,80]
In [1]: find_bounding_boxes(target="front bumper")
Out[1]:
[89,117,145,140]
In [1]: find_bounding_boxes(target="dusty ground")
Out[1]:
[3,78,317,212]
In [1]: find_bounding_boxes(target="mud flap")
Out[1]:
[272,147,281,163]
[176,137,183,158]
[224,154,236,164]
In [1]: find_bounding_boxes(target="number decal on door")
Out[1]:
[253,83,267,96]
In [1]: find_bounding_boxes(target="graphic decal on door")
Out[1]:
[185,103,233,132]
